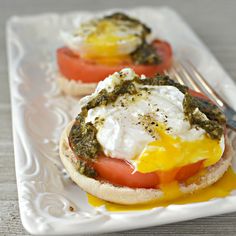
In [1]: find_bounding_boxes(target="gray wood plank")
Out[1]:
[1,0,236,235]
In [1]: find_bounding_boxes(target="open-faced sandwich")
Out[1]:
[57,13,172,96]
[59,68,231,205]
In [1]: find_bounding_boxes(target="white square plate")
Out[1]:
[7,6,236,235]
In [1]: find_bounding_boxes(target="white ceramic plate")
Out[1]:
[7,6,236,235]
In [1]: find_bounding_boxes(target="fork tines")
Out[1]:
[168,60,225,108]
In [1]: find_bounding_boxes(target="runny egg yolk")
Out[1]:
[81,20,141,62]
[136,124,223,173]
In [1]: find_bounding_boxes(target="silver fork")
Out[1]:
[165,60,236,131]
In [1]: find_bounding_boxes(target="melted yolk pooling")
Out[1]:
[87,167,236,212]
[136,124,223,173]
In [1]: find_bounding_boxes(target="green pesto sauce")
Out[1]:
[105,12,160,65]
[131,41,161,65]
[183,93,225,140]
[73,158,97,178]
[68,74,226,177]
[104,12,151,39]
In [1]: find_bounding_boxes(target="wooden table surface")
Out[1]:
[1,0,236,235]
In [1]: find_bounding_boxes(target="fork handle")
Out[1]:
[224,105,236,131]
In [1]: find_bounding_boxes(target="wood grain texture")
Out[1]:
[0,0,236,235]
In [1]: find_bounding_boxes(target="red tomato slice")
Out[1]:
[175,160,204,181]
[93,156,203,189]
[56,39,172,83]
[93,156,159,188]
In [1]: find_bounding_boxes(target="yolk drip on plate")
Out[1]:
[136,124,223,173]
[87,167,236,212]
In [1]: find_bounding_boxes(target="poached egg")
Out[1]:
[78,68,224,173]
[61,13,149,63]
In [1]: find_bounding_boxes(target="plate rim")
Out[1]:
[7,6,236,235]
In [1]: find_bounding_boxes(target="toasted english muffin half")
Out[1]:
[59,122,232,205]
[58,74,96,96]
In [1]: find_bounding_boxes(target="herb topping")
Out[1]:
[105,12,160,65]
